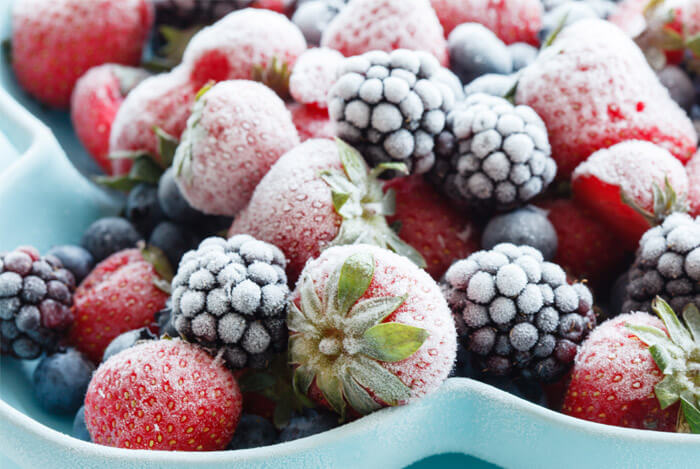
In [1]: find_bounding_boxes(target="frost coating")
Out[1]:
[290,48,345,109]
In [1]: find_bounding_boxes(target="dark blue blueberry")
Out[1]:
[539,2,598,43]
[481,206,558,261]
[227,414,278,450]
[278,408,338,442]
[82,217,141,262]
[149,221,198,267]
[125,183,167,237]
[102,327,157,362]
[33,348,95,414]
[292,0,345,46]
[464,73,517,97]
[657,66,695,112]
[158,168,205,224]
[448,23,512,85]
[46,245,94,284]
[72,405,91,442]
[507,43,538,72]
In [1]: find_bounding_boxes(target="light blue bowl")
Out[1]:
[1,1,699,467]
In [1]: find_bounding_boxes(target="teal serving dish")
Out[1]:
[1,1,698,467]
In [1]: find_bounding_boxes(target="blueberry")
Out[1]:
[125,183,167,237]
[482,206,558,261]
[507,43,538,72]
[72,405,91,442]
[585,0,617,18]
[657,66,695,112]
[278,408,338,442]
[149,221,198,267]
[102,327,157,362]
[45,245,94,284]
[158,168,204,223]
[227,414,278,450]
[464,73,517,97]
[82,217,141,262]
[292,0,345,46]
[33,348,95,414]
[539,2,598,43]
[448,23,512,85]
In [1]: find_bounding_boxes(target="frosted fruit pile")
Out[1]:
[3,0,700,453]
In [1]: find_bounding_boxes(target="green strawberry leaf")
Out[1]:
[341,366,381,415]
[316,370,346,419]
[368,162,408,181]
[542,11,568,48]
[287,301,318,336]
[345,295,407,335]
[652,297,694,353]
[252,57,291,100]
[347,355,411,406]
[682,304,700,342]
[680,394,700,434]
[335,138,369,190]
[654,373,684,409]
[289,335,316,366]
[384,229,427,268]
[320,170,362,217]
[95,156,164,191]
[153,126,179,168]
[361,322,429,363]
[335,252,375,317]
[380,189,397,217]
[195,81,215,101]
[687,33,700,57]
[299,274,327,330]
[140,244,174,283]
[293,364,315,396]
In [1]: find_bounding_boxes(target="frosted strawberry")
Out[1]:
[71,65,150,175]
[320,0,448,66]
[85,339,242,450]
[109,68,199,175]
[384,175,479,280]
[287,103,337,142]
[515,19,697,179]
[173,80,299,217]
[686,151,700,217]
[289,48,344,110]
[11,0,153,108]
[229,138,423,282]
[250,0,293,13]
[289,244,457,417]
[572,141,689,250]
[430,0,543,45]
[182,8,307,88]
[563,298,699,433]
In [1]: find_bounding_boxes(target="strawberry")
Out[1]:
[515,19,697,179]
[289,244,457,417]
[11,0,153,108]
[320,0,449,66]
[537,198,629,289]
[70,65,150,175]
[289,47,344,110]
[287,103,337,142]
[571,141,689,250]
[172,80,299,217]
[430,0,543,45]
[229,138,424,283]
[686,150,700,217]
[85,339,242,450]
[563,298,700,433]
[384,175,479,280]
[68,247,171,363]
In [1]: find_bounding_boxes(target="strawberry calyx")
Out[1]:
[620,176,689,228]
[139,242,175,294]
[288,251,429,419]
[252,56,291,101]
[322,139,426,268]
[626,297,700,433]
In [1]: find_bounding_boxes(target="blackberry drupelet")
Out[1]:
[0,247,76,359]
[431,93,556,213]
[442,243,596,382]
[171,235,290,369]
[327,49,456,175]
[152,0,252,29]
[622,213,700,314]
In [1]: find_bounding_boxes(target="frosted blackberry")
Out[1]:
[442,243,596,382]
[0,247,76,359]
[327,49,456,175]
[431,93,556,213]
[623,213,700,314]
[171,235,289,369]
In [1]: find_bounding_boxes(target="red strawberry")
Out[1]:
[85,339,242,450]
[320,0,449,66]
[71,65,150,175]
[250,0,294,14]
[537,198,628,288]
[515,19,697,179]
[430,0,543,45]
[384,175,479,280]
[571,140,689,250]
[229,138,424,282]
[563,299,699,432]
[288,244,457,417]
[68,247,170,363]
[686,150,700,217]
[11,0,153,108]
[287,103,337,141]
[172,80,299,217]
[289,47,344,110]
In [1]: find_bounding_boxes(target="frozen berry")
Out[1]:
[101,327,157,362]
[482,206,558,260]
[72,405,91,442]
[448,23,513,85]
[227,413,278,449]
[81,217,142,262]
[125,184,167,237]
[278,408,338,442]
[33,348,95,414]
[46,245,94,284]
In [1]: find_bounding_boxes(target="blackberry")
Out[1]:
[622,213,700,314]
[152,0,252,29]
[0,247,76,359]
[171,235,290,369]
[327,49,456,175]
[442,243,596,382]
[431,93,556,213]
[45,245,94,284]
